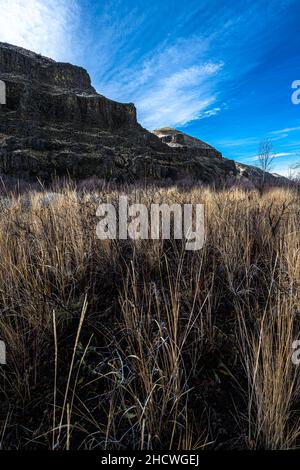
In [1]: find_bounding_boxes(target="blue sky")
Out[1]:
[1,0,300,175]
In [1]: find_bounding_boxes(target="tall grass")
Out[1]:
[0,184,299,449]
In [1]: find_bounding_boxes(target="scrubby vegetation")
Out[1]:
[0,183,299,450]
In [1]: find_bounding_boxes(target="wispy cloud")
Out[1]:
[217,137,260,148]
[1,0,298,137]
[217,132,294,151]
[270,126,300,135]
[0,0,79,62]
[85,0,296,129]
[249,152,294,162]
[94,33,223,128]
[137,62,223,128]
[272,152,293,158]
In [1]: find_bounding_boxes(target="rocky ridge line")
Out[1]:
[0,42,288,186]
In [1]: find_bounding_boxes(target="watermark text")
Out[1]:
[96,196,205,251]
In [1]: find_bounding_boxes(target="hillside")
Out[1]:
[0,42,288,187]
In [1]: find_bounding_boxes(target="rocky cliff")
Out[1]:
[0,42,289,186]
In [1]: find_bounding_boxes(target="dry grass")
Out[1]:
[0,184,299,450]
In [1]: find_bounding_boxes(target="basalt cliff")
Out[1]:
[0,42,288,186]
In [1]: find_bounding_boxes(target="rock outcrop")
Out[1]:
[0,42,289,186]
[235,162,289,188]
[152,128,222,158]
[153,129,292,187]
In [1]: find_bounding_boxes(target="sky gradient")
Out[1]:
[1,0,300,175]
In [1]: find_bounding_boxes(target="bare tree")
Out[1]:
[291,151,300,184]
[256,139,275,188]
[287,166,296,181]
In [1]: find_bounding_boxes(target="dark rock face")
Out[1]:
[0,43,137,132]
[0,42,288,186]
[0,44,94,92]
[0,43,167,181]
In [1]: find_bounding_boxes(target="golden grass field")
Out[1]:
[0,183,299,449]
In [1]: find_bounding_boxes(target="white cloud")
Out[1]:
[251,152,293,161]
[97,35,223,129]
[273,152,294,158]
[217,137,260,148]
[137,63,223,128]
[270,126,300,135]
[0,0,79,62]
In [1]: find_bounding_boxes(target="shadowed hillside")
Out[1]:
[0,42,289,187]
